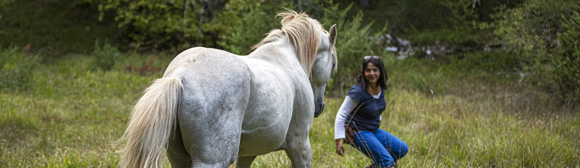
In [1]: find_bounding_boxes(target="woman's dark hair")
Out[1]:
[356,56,388,91]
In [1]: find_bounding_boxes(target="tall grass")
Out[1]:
[0,48,169,167]
[1,48,578,167]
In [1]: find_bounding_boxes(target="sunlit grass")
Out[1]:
[1,50,579,167]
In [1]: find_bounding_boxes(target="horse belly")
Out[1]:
[237,84,294,156]
[238,122,290,156]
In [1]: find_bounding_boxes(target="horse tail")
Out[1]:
[119,77,182,168]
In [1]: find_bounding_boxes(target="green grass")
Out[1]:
[1,48,579,167]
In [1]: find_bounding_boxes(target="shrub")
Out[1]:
[92,40,120,71]
[410,0,479,45]
[215,0,295,55]
[485,0,580,104]
[89,0,228,50]
[0,0,14,7]
[379,0,481,55]
[554,11,580,103]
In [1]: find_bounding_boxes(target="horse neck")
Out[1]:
[249,39,310,76]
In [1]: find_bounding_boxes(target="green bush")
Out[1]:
[216,0,295,55]
[554,11,580,103]
[92,40,120,71]
[0,0,14,7]
[413,0,479,45]
[90,0,228,50]
[380,0,480,48]
[484,0,580,104]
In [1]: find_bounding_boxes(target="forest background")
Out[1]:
[1,0,579,167]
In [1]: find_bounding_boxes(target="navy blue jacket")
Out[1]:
[345,84,386,132]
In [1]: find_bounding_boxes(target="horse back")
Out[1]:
[164,47,252,113]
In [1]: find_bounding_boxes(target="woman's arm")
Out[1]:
[334,96,357,139]
[334,96,357,156]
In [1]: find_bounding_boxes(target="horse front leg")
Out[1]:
[284,113,314,168]
[284,135,312,168]
[285,92,315,167]
[235,156,257,168]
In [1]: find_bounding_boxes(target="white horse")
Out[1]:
[119,10,337,168]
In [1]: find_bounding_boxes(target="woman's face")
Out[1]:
[364,62,380,86]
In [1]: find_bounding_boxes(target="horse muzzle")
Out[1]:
[314,101,325,118]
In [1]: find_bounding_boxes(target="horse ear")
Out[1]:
[329,24,337,46]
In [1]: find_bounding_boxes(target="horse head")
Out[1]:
[310,24,337,118]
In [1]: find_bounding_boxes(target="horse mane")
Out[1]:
[252,10,325,73]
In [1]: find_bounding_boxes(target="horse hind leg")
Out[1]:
[167,119,192,168]
[235,156,257,168]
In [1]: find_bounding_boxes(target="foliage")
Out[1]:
[90,0,227,50]
[92,40,120,71]
[215,0,296,54]
[554,11,580,103]
[0,0,13,7]
[412,0,479,45]
[0,0,122,55]
[378,0,480,47]
[0,0,122,54]
[483,0,580,103]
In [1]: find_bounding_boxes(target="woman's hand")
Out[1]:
[335,139,345,156]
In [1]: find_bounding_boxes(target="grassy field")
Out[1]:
[1,46,579,167]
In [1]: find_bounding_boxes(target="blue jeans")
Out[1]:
[353,129,408,167]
